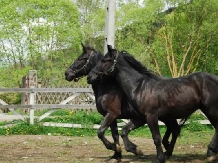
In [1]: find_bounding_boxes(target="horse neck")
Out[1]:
[115,61,150,102]
[89,52,104,94]
[91,78,116,99]
[90,52,103,70]
[83,51,103,77]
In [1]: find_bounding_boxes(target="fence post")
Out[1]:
[28,70,37,125]
[29,89,35,125]
[29,87,35,125]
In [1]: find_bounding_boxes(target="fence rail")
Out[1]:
[0,88,211,127]
[0,104,96,109]
[0,87,96,125]
[0,88,93,92]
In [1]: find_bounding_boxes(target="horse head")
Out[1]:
[65,43,102,82]
[87,45,119,84]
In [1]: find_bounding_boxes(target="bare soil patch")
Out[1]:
[0,135,210,163]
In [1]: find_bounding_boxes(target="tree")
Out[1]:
[114,0,218,77]
[74,0,106,50]
[115,0,165,72]
[1,0,218,87]
[0,0,82,87]
[147,0,218,77]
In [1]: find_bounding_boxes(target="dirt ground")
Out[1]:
[0,135,213,163]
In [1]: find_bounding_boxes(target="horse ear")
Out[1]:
[107,45,113,57]
[81,43,87,52]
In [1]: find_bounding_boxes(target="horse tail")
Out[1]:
[179,117,188,126]
[178,116,189,135]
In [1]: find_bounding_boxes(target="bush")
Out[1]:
[0,93,21,113]
[0,93,21,104]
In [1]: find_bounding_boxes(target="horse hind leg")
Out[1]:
[201,108,218,162]
[121,118,145,156]
[207,132,218,163]
[162,119,181,158]
[206,121,218,162]
[161,125,171,150]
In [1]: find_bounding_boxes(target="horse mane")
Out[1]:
[120,51,160,80]
[84,44,103,60]
[94,50,103,61]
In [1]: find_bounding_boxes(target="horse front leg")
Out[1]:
[110,121,122,160]
[98,113,121,160]
[121,118,145,156]
[147,113,165,163]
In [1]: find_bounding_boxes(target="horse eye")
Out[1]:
[102,58,112,63]
[79,57,87,61]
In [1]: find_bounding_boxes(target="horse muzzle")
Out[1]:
[65,70,76,81]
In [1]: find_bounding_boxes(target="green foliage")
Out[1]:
[1,0,218,88]
[0,0,82,87]
[0,93,21,104]
[1,0,218,87]
[183,112,212,132]
[115,1,164,69]
[181,111,213,132]
[185,121,210,132]
[113,0,218,76]
[188,112,206,120]
[0,121,7,126]
[74,0,106,50]
[148,0,218,76]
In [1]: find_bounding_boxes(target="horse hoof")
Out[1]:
[153,159,165,163]
[164,155,170,159]
[136,147,144,156]
[116,144,122,152]
[164,151,172,159]
[108,158,120,163]
[207,155,218,162]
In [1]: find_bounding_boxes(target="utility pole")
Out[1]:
[104,0,116,54]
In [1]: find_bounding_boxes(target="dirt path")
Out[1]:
[0,135,210,163]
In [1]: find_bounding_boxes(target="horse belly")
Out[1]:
[158,102,198,119]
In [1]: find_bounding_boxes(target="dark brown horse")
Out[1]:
[65,44,183,162]
[87,45,218,163]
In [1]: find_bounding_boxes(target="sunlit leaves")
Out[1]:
[0,0,82,87]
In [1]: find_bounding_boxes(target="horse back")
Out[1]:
[141,72,218,119]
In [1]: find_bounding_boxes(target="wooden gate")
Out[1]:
[0,88,95,125]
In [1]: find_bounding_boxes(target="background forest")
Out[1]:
[0,0,218,88]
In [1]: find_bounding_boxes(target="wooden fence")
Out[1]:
[0,87,95,125]
[0,87,211,128]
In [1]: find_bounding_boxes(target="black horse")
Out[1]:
[65,44,183,162]
[87,45,218,163]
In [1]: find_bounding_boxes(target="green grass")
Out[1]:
[0,121,7,126]
[41,110,103,124]
[0,109,214,138]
